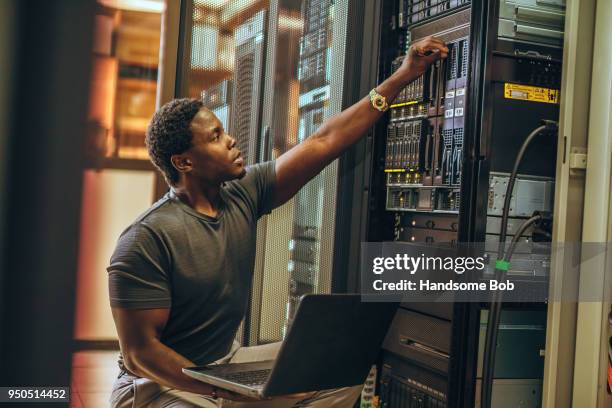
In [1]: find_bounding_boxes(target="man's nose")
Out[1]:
[226,134,236,149]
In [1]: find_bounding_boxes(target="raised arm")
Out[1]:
[273,36,448,207]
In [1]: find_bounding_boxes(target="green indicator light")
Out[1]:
[495,260,510,271]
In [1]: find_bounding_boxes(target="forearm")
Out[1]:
[125,339,215,395]
[272,72,419,207]
[315,71,413,160]
[315,37,447,155]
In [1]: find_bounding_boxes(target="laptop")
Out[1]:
[182,294,398,399]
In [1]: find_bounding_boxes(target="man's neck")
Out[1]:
[172,179,223,217]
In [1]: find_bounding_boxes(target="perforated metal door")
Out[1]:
[176,0,350,345]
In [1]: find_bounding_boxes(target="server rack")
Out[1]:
[354,0,566,407]
[364,3,478,406]
[229,10,267,165]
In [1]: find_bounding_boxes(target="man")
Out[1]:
[108,36,447,407]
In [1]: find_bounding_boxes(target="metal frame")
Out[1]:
[174,0,195,100]
[157,0,182,108]
[153,0,183,200]
[0,0,16,358]
[459,0,499,243]
[540,0,595,406]
[344,0,382,294]
[571,0,612,405]
[332,0,370,294]
[449,0,504,405]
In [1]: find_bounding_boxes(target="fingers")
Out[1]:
[423,49,446,64]
[416,44,448,60]
[420,35,447,49]
[411,36,449,60]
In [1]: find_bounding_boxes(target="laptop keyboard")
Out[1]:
[217,369,271,387]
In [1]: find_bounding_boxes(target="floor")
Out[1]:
[71,350,119,407]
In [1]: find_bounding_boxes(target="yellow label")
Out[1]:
[504,83,559,104]
[390,100,419,108]
[384,169,406,173]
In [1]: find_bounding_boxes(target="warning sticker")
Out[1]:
[504,83,560,104]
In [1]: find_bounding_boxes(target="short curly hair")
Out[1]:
[145,98,204,185]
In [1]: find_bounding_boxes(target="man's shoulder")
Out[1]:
[223,161,275,198]
[221,161,276,219]
[111,195,180,262]
[119,193,182,238]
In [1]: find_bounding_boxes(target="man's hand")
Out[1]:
[395,36,448,85]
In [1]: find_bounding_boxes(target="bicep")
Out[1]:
[112,307,170,352]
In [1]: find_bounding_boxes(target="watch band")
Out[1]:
[369,88,389,112]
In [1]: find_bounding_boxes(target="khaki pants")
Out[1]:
[109,342,363,407]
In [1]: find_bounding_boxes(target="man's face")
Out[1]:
[177,108,245,183]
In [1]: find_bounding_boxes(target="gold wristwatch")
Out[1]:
[369,88,389,112]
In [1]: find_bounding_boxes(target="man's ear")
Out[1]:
[170,154,193,174]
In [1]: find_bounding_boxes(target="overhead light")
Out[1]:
[98,0,165,13]
[279,13,303,32]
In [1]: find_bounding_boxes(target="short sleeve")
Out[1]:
[107,223,172,309]
[228,160,277,218]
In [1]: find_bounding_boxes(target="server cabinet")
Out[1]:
[355,0,566,407]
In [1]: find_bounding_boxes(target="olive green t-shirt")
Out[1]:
[107,161,276,366]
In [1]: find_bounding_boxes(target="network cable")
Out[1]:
[480,120,558,408]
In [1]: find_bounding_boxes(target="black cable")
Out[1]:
[480,121,557,408]
[481,214,541,407]
[506,216,541,259]
[498,125,547,256]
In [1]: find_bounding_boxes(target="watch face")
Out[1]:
[370,90,387,111]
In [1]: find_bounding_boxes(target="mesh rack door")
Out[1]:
[175,0,351,345]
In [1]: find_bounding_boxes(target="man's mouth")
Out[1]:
[233,153,244,165]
